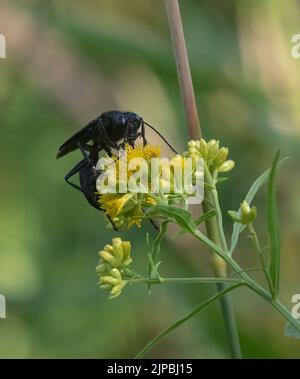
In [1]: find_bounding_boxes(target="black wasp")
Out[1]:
[57,111,177,230]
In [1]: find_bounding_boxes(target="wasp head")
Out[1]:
[125,112,143,138]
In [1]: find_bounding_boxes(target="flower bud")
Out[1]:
[199,139,208,156]
[219,160,235,173]
[228,210,242,223]
[103,244,113,254]
[99,268,126,299]
[240,201,257,224]
[100,275,118,286]
[228,201,257,225]
[207,139,219,160]
[214,147,228,166]
[121,241,132,266]
[112,237,124,262]
[96,238,133,299]
[99,250,120,267]
[186,139,234,175]
[95,262,110,274]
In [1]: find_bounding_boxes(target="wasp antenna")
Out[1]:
[144,122,178,154]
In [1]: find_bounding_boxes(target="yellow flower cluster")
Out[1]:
[98,140,233,230]
[186,139,235,173]
[98,145,160,230]
[96,238,132,299]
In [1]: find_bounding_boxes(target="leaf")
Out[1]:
[147,204,229,263]
[229,157,288,255]
[135,282,244,358]
[147,221,168,287]
[172,210,216,239]
[285,322,300,339]
[268,151,281,298]
[146,205,198,236]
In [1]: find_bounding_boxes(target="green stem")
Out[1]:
[147,221,168,282]
[240,274,300,332]
[247,223,273,292]
[135,282,244,359]
[203,168,242,359]
[131,277,242,285]
[189,227,300,334]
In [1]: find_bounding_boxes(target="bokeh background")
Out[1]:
[0,0,300,358]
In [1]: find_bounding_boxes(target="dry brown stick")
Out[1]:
[165,0,201,140]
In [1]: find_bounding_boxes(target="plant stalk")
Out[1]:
[164,0,201,140]
[203,191,242,359]
[164,0,242,358]
[131,277,242,285]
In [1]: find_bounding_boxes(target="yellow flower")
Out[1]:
[125,144,161,162]
[98,144,160,229]
[97,237,132,268]
[96,238,133,299]
[99,268,126,299]
[100,193,134,220]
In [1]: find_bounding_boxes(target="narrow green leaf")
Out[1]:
[268,151,281,298]
[135,283,244,358]
[146,205,198,235]
[229,157,288,255]
[194,210,216,226]
[172,210,216,239]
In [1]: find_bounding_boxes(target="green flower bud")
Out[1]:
[228,201,257,225]
[199,138,208,156]
[186,139,234,175]
[215,147,228,166]
[228,210,242,223]
[240,201,257,224]
[207,139,219,160]
[219,160,235,173]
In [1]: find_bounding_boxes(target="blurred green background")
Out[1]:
[0,0,300,358]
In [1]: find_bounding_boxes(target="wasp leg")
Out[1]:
[80,143,94,154]
[76,141,90,158]
[64,159,86,193]
[119,123,129,149]
[101,211,119,232]
[76,142,119,232]
[64,142,92,192]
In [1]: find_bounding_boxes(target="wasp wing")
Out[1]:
[56,117,100,159]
